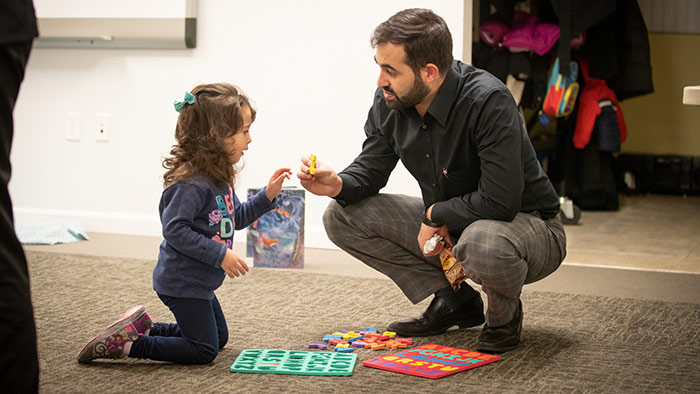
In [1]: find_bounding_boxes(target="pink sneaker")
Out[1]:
[120,305,153,335]
[77,305,147,363]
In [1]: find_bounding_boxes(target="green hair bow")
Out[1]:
[173,91,195,113]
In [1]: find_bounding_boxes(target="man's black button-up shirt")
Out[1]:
[336,60,560,235]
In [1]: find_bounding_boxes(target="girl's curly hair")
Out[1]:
[162,83,256,187]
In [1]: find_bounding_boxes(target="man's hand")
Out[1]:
[221,249,249,278]
[418,223,452,257]
[418,204,452,256]
[297,155,343,197]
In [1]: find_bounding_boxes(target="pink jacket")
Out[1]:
[480,11,560,55]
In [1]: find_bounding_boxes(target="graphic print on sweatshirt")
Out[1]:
[209,188,235,249]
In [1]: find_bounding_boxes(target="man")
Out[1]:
[0,0,40,391]
[297,8,566,353]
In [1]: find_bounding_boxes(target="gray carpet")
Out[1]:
[27,251,700,393]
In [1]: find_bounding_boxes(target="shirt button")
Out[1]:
[421,124,427,130]
[432,183,437,187]
[425,153,430,159]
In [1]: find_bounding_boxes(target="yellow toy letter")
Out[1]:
[309,154,317,175]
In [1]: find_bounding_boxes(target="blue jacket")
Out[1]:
[153,175,274,299]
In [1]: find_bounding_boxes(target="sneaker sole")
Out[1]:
[77,305,145,363]
[120,305,146,320]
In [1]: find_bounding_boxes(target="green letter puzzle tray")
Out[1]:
[230,349,357,376]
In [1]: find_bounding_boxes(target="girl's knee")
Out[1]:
[192,344,219,364]
[218,333,228,350]
[202,349,219,364]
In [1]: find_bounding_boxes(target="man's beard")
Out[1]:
[383,71,430,110]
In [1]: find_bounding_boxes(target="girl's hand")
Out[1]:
[265,167,292,201]
[297,156,343,197]
[221,249,250,278]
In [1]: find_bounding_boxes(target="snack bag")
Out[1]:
[424,234,467,292]
[439,249,467,292]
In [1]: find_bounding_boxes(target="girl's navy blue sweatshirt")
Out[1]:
[153,175,274,300]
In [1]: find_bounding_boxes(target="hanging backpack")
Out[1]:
[543,58,579,117]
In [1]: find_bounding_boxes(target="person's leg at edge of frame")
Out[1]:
[322,193,485,337]
[0,41,39,393]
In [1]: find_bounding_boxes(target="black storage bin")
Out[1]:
[616,153,698,195]
[616,153,654,194]
[650,155,693,194]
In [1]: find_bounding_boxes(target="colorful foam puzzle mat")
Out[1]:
[230,349,357,376]
[362,344,500,379]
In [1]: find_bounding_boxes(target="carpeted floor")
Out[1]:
[27,251,700,393]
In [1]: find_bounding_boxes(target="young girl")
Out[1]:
[78,83,291,364]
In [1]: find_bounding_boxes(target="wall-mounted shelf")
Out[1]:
[33,0,197,49]
[683,86,700,106]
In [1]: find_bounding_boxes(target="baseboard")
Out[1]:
[13,207,340,249]
[13,207,162,237]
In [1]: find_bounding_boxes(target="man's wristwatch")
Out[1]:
[421,208,443,228]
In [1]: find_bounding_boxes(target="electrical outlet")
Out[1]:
[95,112,111,142]
[65,112,81,141]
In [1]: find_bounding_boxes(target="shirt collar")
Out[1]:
[425,64,459,128]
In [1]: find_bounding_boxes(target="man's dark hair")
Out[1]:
[371,8,453,75]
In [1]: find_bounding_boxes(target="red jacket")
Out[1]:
[574,59,627,149]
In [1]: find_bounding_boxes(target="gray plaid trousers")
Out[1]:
[323,193,566,326]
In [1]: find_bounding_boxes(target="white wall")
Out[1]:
[11,0,464,249]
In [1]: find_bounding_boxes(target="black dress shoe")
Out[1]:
[476,301,523,353]
[387,287,485,337]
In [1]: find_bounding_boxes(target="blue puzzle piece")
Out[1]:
[323,335,343,343]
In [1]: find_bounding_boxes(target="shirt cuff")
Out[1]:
[429,203,447,228]
[333,173,355,207]
[205,239,228,268]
